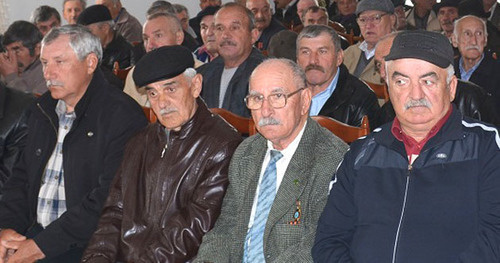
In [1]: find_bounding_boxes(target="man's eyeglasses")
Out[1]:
[244,87,305,110]
[357,13,388,26]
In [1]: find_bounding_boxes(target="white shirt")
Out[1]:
[359,41,376,60]
[247,121,307,229]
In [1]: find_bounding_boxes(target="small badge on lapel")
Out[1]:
[288,200,301,225]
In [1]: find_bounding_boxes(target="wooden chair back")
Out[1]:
[338,32,364,45]
[113,61,133,81]
[142,106,157,123]
[365,81,389,105]
[328,20,347,34]
[312,115,370,143]
[210,108,256,136]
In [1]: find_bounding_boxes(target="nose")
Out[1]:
[409,81,425,100]
[146,38,156,52]
[43,62,55,80]
[260,96,274,118]
[309,51,319,65]
[207,25,215,36]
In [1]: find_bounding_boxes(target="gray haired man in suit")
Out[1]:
[195,58,348,262]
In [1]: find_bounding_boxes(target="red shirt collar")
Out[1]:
[391,106,453,157]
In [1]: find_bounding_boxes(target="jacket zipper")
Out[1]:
[391,164,413,263]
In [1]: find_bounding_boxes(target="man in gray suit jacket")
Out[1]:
[195,58,348,262]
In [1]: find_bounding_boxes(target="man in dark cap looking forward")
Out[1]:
[81,45,242,262]
[313,30,500,262]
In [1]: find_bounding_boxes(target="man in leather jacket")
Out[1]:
[296,25,379,128]
[0,83,34,198]
[81,45,242,263]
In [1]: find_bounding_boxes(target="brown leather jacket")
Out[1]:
[81,99,242,262]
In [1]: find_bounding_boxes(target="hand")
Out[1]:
[0,51,19,77]
[5,239,44,263]
[0,229,26,263]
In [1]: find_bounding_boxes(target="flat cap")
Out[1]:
[433,0,459,14]
[391,0,405,8]
[356,0,395,16]
[385,30,454,68]
[267,30,298,61]
[77,5,112,26]
[133,45,195,87]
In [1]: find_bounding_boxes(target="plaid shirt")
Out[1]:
[37,100,76,228]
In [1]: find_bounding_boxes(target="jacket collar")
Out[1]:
[318,64,354,115]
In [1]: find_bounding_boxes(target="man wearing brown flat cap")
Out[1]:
[81,45,242,263]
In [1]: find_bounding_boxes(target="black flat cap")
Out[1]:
[385,30,454,68]
[432,0,459,14]
[133,45,195,87]
[391,0,405,8]
[77,5,112,25]
[356,0,395,16]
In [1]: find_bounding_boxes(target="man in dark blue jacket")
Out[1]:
[313,30,500,262]
[0,25,147,262]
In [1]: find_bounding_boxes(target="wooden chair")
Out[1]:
[113,61,133,81]
[142,106,157,123]
[338,32,364,46]
[328,20,347,34]
[312,115,370,143]
[365,81,389,105]
[210,108,256,136]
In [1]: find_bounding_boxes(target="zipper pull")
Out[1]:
[160,143,168,158]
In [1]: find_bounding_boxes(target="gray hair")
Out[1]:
[384,61,455,86]
[146,12,183,34]
[147,1,175,16]
[62,0,87,9]
[31,5,61,24]
[173,4,189,17]
[301,6,328,21]
[251,58,307,92]
[297,24,342,53]
[453,15,488,40]
[218,2,256,31]
[184,67,197,79]
[42,24,102,62]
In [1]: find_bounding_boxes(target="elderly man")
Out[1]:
[62,0,86,25]
[406,0,441,31]
[173,4,199,40]
[453,15,500,115]
[343,0,395,85]
[297,0,318,24]
[302,6,329,26]
[196,58,348,262]
[30,6,61,36]
[198,3,264,117]
[433,0,459,41]
[0,25,147,262]
[297,25,379,127]
[96,0,142,43]
[77,5,135,70]
[0,21,46,94]
[195,6,220,63]
[332,0,360,35]
[314,30,500,262]
[274,0,301,28]
[0,83,34,198]
[81,45,241,263]
[246,0,286,51]
[190,0,222,42]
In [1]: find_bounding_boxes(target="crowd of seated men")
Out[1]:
[0,0,499,262]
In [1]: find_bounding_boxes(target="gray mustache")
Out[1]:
[159,108,177,115]
[258,117,281,127]
[404,99,431,110]
[46,80,64,87]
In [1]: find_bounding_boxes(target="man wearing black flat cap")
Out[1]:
[77,4,135,70]
[314,30,500,262]
[433,0,459,40]
[81,45,242,263]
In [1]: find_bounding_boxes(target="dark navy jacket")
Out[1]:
[313,107,500,262]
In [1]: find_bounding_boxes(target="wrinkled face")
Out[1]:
[454,17,486,61]
[63,0,84,24]
[413,0,437,11]
[41,35,96,108]
[200,15,217,53]
[275,0,293,9]
[176,10,189,31]
[145,73,202,131]
[143,17,181,52]
[200,0,221,10]
[374,37,393,80]
[249,62,310,148]
[438,7,458,33]
[394,5,407,30]
[5,41,39,74]
[247,0,272,31]
[214,7,256,62]
[297,33,342,87]
[387,58,456,134]
[303,10,328,26]
[337,0,357,16]
[297,0,317,22]
[86,23,108,46]
[36,15,61,36]
[358,10,395,49]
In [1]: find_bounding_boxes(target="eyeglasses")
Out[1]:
[244,87,305,110]
[357,13,388,26]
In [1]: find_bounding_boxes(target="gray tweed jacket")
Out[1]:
[195,118,348,262]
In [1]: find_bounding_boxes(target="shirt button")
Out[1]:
[54,176,59,180]
[47,200,51,205]
[35,149,42,156]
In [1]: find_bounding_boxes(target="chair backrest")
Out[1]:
[338,32,363,46]
[365,81,389,105]
[113,61,133,81]
[312,115,370,143]
[210,108,256,136]
[142,106,157,123]
[328,20,347,34]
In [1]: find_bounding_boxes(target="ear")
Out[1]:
[176,30,185,45]
[448,74,457,102]
[250,28,260,44]
[451,34,458,48]
[85,53,99,75]
[301,87,312,116]
[390,14,397,29]
[190,73,203,98]
[336,49,344,67]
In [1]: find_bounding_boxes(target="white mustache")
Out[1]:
[465,45,481,51]
[46,80,64,87]
[258,117,281,127]
[404,99,431,110]
[159,108,177,115]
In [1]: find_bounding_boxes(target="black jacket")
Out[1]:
[318,64,380,128]
[0,69,147,260]
[102,33,135,70]
[0,84,35,195]
[198,48,265,117]
[256,17,286,50]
